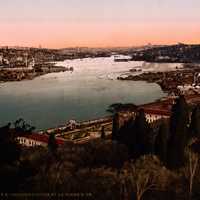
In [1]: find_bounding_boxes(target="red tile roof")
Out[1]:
[21,133,66,145]
[142,108,171,116]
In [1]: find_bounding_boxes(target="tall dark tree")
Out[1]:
[0,123,21,165]
[167,95,189,168]
[114,109,152,157]
[117,117,135,155]
[112,113,120,140]
[0,124,21,192]
[190,105,200,139]
[101,126,106,139]
[134,109,151,157]
[14,118,35,133]
[48,133,58,154]
[155,121,169,164]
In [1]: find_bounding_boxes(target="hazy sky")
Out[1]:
[0,0,200,48]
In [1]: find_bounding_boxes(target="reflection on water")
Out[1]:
[0,56,166,130]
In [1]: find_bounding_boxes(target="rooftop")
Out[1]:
[20,133,66,146]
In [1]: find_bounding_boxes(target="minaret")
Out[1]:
[197,73,200,86]
[24,52,28,68]
[194,73,198,86]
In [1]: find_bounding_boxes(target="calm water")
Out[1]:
[0,56,166,130]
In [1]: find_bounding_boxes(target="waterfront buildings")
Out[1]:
[18,133,65,147]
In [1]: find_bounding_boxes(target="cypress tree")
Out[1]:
[134,109,151,156]
[101,126,105,139]
[48,133,58,154]
[167,95,189,168]
[117,117,135,155]
[0,123,21,165]
[112,113,120,140]
[190,105,200,139]
[0,124,21,192]
[155,121,169,164]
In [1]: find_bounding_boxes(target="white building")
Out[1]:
[3,58,9,65]
[18,133,65,147]
[16,56,23,62]
[0,55,3,64]
[18,136,47,147]
[119,109,170,129]
[144,109,170,123]
[68,120,77,130]
[28,58,35,70]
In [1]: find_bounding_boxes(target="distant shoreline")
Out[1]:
[117,63,200,95]
[0,63,72,83]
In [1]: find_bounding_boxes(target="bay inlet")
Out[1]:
[0,56,167,130]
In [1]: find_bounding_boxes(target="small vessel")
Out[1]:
[114,55,132,62]
[107,74,115,80]
[66,66,74,72]
[130,68,142,72]
[69,67,74,71]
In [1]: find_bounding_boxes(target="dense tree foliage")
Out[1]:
[113,95,199,170]
[14,118,35,133]
[112,113,120,140]
[48,132,58,155]
[0,123,21,192]
[107,103,137,113]
[0,123,21,165]
[155,121,169,164]
[190,105,200,139]
[101,126,105,139]
[134,109,153,156]
[167,95,189,168]
[114,109,153,158]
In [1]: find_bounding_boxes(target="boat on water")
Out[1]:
[69,67,74,71]
[114,55,132,62]
[66,66,74,72]
[107,74,115,80]
[130,68,142,72]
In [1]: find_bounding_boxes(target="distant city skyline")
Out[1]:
[0,0,200,48]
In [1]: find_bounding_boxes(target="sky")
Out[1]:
[0,0,200,48]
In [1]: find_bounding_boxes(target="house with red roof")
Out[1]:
[18,133,66,147]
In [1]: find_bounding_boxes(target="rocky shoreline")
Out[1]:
[0,63,72,82]
[118,65,200,94]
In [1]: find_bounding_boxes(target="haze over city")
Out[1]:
[1,0,200,48]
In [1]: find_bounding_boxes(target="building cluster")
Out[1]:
[17,117,113,147]
[0,47,65,70]
[0,47,75,82]
[177,73,200,95]
[131,44,200,63]
[117,99,173,131]
[117,94,200,131]
[0,51,35,70]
